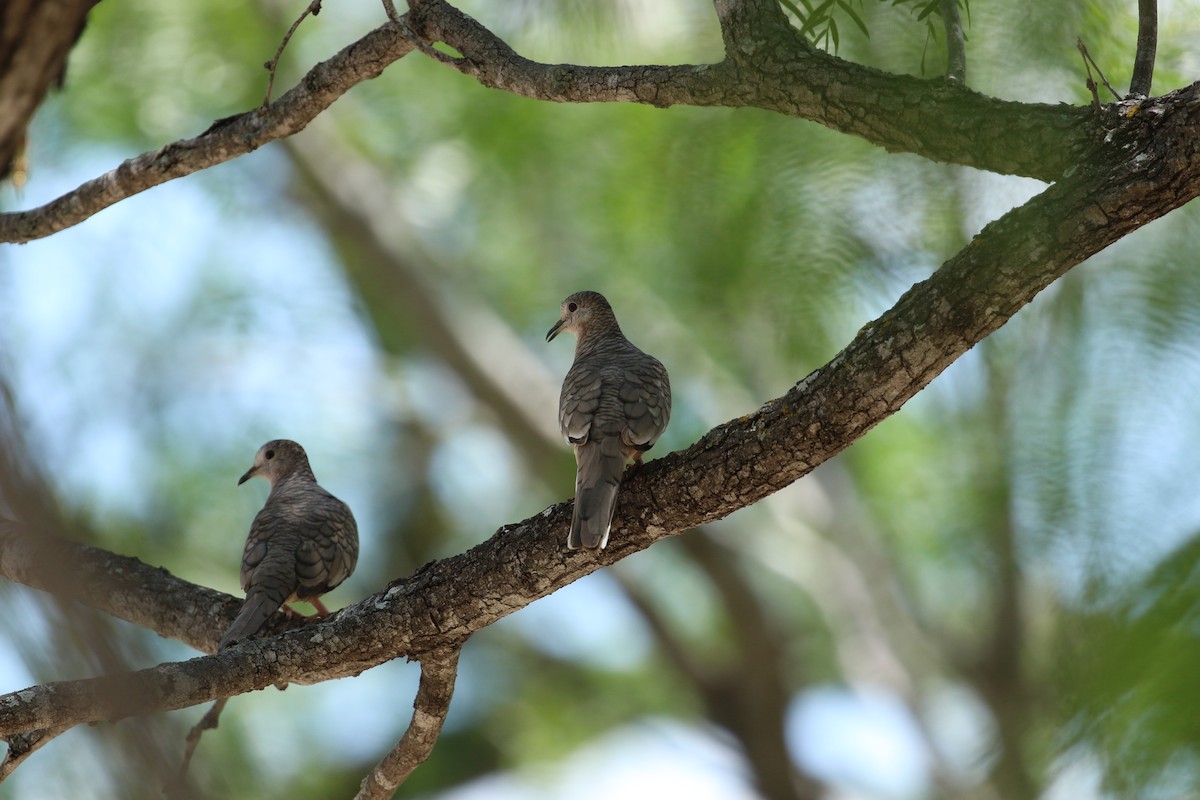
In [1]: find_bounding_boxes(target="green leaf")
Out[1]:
[796,0,835,39]
[837,0,870,38]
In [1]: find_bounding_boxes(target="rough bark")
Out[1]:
[0,23,416,243]
[355,647,461,800]
[2,80,1199,731]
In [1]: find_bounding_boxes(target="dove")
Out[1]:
[547,291,671,549]
[218,439,359,650]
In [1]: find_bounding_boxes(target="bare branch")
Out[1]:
[1078,39,1102,113]
[0,24,417,244]
[262,0,324,107]
[1129,0,1157,98]
[941,0,966,83]
[1077,38,1122,104]
[174,698,229,789]
[355,647,461,800]
[0,723,70,780]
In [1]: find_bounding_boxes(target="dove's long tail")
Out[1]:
[570,435,626,550]
[218,585,287,650]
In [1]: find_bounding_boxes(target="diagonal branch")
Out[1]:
[1129,0,1157,98]
[1,0,1098,244]
[0,24,417,244]
[355,647,462,800]
[0,723,71,780]
[1,98,1198,740]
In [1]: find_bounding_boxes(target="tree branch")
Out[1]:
[3,90,1197,738]
[0,722,70,780]
[1129,0,1157,98]
[173,697,229,790]
[405,0,1087,181]
[0,23,417,244]
[355,647,461,800]
[0,519,238,652]
[941,0,966,83]
[1,0,1103,243]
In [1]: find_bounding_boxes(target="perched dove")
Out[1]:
[547,291,671,549]
[218,439,359,650]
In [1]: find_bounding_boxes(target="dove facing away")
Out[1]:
[218,439,359,650]
[547,291,671,549]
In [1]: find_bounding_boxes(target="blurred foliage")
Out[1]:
[778,0,969,65]
[4,0,1200,798]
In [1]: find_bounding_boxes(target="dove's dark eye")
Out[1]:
[265,450,275,460]
[568,302,578,312]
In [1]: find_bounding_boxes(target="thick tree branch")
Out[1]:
[2,0,1104,243]
[355,647,461,800]
[1129,0,1157,98]
[2,87,1197,738]
[0,519,240,652]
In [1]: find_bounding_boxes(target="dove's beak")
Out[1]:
[546,319,565,342]
[238,465,258,485]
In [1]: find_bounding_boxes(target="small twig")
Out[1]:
[263,0,324,108]
[1129,0,1157,97]
[1077,39,1101,112]
[1076,38,1122,108]
[940,0,966,83]
[173,698,229,786]
[355,647,462,800]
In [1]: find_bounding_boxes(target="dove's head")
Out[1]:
[239,439,313,486]
[546,291,620,344]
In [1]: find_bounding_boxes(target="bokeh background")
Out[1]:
[4,1,1200,798]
